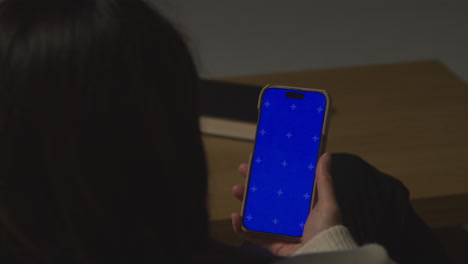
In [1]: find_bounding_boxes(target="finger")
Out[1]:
[231,214,282,252]
[231,213,252,240]
[315,153,337,203]
[232,184,245,201]
[238,163,248,177]
[231,213,243,233]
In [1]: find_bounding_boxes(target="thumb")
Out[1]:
[315,153,337,204]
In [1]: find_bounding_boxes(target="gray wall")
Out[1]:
[152,0,468,83]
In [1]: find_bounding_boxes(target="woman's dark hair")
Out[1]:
[0,0,207,262]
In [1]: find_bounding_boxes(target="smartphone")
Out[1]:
[241,85,330,241]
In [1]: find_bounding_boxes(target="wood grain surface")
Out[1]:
[204,61,468,228]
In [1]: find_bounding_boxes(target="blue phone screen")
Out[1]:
[243,88,327,238]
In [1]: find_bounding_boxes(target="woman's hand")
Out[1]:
[231,153,342,257]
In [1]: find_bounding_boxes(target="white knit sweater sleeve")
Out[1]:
[292,225,359,256]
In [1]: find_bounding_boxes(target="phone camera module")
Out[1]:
[286,92,305,99]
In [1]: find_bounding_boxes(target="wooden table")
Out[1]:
[204,61,468,233]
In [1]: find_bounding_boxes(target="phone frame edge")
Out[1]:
[240,84,332,242]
